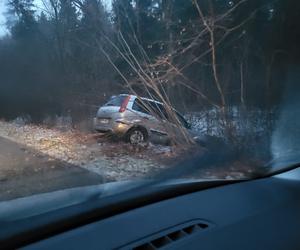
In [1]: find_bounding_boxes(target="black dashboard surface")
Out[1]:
[22,167,300,250]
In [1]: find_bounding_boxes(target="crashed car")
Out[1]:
[93,94,194,144]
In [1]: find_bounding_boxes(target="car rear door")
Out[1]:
[132,99,169,139]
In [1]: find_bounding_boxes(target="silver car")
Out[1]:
[93,94,192,144]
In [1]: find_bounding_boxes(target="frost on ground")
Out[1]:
[0,120,171,181]
[186,107,275,138]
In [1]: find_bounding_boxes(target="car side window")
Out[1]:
[132,99,167,120]
[150,102,168,120]
[132,99,151,115]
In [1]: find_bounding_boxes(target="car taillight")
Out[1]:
[119,95,131,113]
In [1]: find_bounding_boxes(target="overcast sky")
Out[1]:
[0,0,111,37]
[0,1,7,36]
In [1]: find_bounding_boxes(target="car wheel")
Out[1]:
[127,128,148,145]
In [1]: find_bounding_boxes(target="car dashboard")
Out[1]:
[13,167,300,250]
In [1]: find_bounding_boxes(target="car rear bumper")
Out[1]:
[93,117,130,135]
[93,117,113,132]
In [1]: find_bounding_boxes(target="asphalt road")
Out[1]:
[0,136,104,201]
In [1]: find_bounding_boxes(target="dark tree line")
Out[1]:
[0,0,299,123]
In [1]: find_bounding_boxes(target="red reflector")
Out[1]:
[119,95,131,113]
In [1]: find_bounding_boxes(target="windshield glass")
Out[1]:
[0,0,299,201]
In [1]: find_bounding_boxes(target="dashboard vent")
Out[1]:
[119,221,212,250]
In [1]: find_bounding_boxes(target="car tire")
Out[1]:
[126,128,148,145]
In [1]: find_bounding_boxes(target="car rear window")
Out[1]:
[104,96,127,107]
